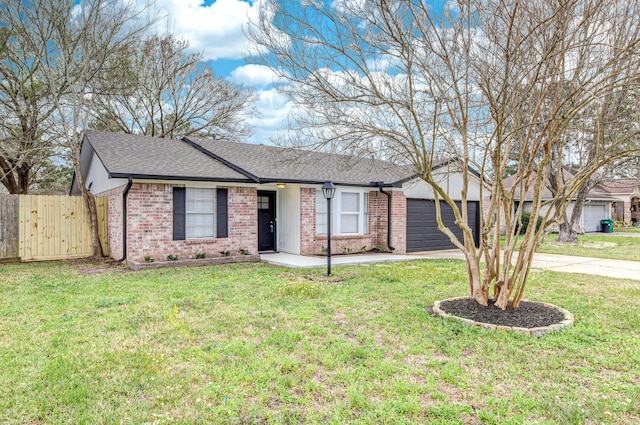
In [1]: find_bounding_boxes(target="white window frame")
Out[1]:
[185,187,215,239]
[316,189,369,236]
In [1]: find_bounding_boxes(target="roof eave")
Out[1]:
[108,173,256,183]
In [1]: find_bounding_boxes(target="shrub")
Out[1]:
[516,212,544,235]
[144,256,155,263]
[195,253,206,259]
[166,254,179,261]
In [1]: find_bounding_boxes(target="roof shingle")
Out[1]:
[84,131,414,186]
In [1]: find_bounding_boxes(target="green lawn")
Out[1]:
[613,226,640,234]
[536,233,640,262]
[1,260,639,424]
[502,232,640,262]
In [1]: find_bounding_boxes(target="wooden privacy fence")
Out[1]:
[0,195,19,259]
[0,194,108,262]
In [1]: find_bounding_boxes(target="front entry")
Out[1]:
[257,191,276,251]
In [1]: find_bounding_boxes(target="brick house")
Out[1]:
[596,179,640,225]
[71,131,484,266]
[502,171,627,232]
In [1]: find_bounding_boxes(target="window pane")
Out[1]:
[186,213,214,238]
[341,192,359,213]
[316,190,327,213]
[185,188,215,238]
[316,213,327,235]
[341,214,358,233]
[364,193,369,234]
[187,188,214,213]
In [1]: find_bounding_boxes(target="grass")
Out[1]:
[1,260,639,424]
[534,232,640,262]
[614,226,640,234]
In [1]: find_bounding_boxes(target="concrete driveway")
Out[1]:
[415,250,640,281]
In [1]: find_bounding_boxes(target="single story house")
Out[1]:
[502,171,618,232]
[595,178,640,225]
[72,131,486,266]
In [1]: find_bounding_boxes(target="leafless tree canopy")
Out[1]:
[91,35,255,141]
[248,0,640,308]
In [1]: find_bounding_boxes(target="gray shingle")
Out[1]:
[84,130,414,186]
[185,136,413,186]
[85,131,249,181]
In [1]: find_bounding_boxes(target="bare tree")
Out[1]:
[0,9,62,194]
[9,0,157,257]
[248,0,640,308]
[552,81,640,243]
[91,35,255,140]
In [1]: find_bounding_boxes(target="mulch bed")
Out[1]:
[438,298,565,328]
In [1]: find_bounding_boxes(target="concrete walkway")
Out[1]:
[261,250,640,281]
[260,252,417,268]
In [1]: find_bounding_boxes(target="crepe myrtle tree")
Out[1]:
[248,0,640,308]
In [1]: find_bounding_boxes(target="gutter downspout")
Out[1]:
[118,177,133,263]
[376,183,396,252]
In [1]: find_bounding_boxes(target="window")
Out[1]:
[173,187,227,240]
[186,188,215,238]
[316,189,370,236]
[316,190,329,235]
[340,192,359,234]
[258,195,270,210]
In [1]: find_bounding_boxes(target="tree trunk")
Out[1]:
[80,184,104,258]
[0,158,31,194]
[71,144,104,259]
[557,221,579,243]
[557,178,592,243]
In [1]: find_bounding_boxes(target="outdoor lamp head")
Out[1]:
[322,181,336,200]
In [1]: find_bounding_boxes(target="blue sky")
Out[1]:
[145,0,288,144]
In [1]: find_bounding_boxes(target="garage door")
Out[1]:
[406,199,479,252]
[583,204,607,232]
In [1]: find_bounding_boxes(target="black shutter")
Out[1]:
[173,187,186,240]
[216,188,228,238]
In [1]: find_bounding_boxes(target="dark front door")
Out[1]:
[257,191,276,251]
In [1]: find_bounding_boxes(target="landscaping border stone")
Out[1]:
[128,254,260,271]
[432,296,574,336]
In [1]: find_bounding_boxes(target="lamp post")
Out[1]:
[321,181,336,276]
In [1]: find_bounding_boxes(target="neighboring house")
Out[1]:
[596,178,640,225]
[502,171,618,232]
[71,131,486,266]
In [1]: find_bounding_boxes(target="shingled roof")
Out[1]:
[84,131,248,182]
[82,130,415,187]
[184,136,413,186]
[502,169,621,202]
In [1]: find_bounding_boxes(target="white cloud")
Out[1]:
[228,64,278,87]
[248,88,292,144]
[149,0,260,60]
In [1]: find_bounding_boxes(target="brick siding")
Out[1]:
[101,182,408,263]
[100,183,257,264]
[300,188,407,255]
[97,183,128,260]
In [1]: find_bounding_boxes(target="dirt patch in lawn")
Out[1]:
[437,298,565,328]
[580,241,617,249]
[67,257,128,275]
